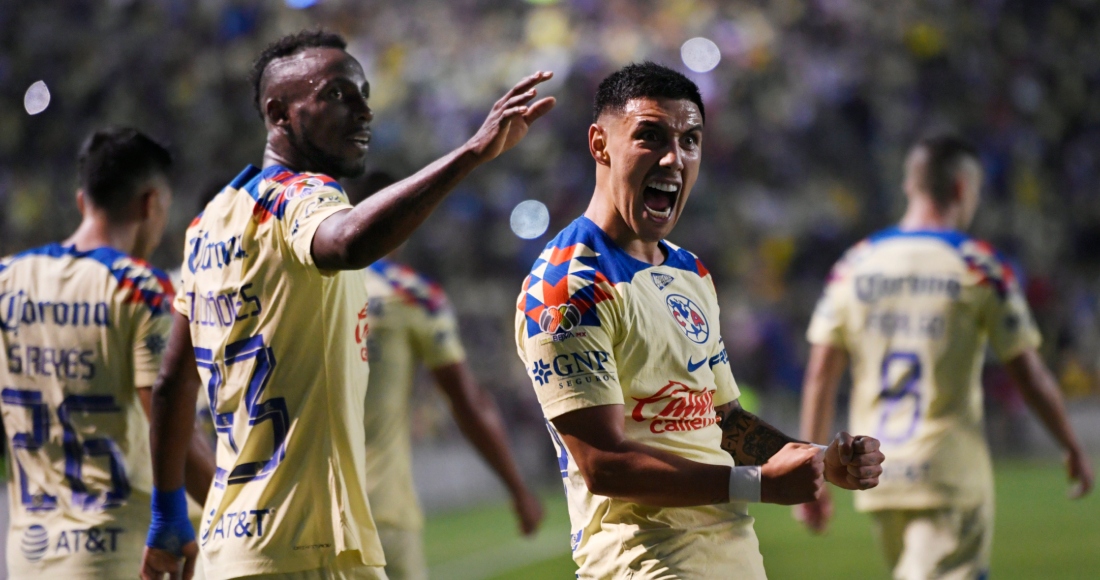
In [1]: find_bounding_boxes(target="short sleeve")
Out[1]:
[173,261,192,318]
[279,176,353,268]
[134,284,175,388]
[516,302,623,421]
[807,260,851,348]
[410,299,467,370]
[711,337,739,406]
[981,266,1042,362]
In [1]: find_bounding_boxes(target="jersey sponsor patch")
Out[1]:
[520,243,615,340]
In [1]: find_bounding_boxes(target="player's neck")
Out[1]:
[898,197,964,232]
[584,199,666,266]
[64,216,142,259]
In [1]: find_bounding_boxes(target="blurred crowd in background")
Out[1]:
[3,0,1099,463]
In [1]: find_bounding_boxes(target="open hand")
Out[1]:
[761,442,825,505]
[140,541,198,580]
[793,487,834,534]
[466,71,557,163]
[512,489,545,536]
[824,432,884,490]
[1067,447,1094,499]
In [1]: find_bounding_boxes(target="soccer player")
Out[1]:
[797,135,1095,579]
[347,173,543,580]
[515,62,886,579]
[141,30,554,580]
[0,128,214,578]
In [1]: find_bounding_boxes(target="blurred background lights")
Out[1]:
[680,37,721,73]
[285,0,319,9]
[510,200,550,239]
[23,81,50,115]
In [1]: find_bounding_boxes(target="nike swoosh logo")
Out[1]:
[687,357,706,372]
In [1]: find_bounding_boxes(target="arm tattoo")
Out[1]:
[714,401,797,466]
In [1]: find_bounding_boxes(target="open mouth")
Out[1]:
[642,179,680,221]
[349,131,372,149]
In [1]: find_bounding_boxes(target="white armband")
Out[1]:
[728,466,761,503]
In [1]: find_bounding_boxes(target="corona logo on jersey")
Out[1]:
[631,380,717,434]
[665,294,709,344]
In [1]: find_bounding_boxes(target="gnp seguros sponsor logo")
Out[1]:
[529,350,611,389]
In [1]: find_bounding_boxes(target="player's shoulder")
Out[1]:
[211,165,344,225]
[366,259,449,315]
[2,243,173,314]
[863,227,1017,296]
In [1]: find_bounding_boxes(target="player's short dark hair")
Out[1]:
[593,62,705,123]
[913,134,981,207]
[251,29,348,119]
[77,127,172,215]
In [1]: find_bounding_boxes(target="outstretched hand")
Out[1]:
[466,71,557,163]
[824,432,884,490]
[512,489,545,536]
[141,541,198,580]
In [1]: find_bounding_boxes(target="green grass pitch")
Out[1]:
[425,460,1099,579]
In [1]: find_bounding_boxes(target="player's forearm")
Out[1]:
[313,145,481,270]
[184,427,216,505]
[150,314,202,491]
[1006,350,1084,454]
[800,345,848,444]
[716,401,799,466]
[575,440,732,507]
[451,391,530,497]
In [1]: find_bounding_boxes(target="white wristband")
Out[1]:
[728,466,761,503]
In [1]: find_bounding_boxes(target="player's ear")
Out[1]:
[589,123,610,167]
[137,187,157,220]
[264,97,290,128]
[75,189,87,216]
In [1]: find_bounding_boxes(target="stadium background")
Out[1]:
[1,0,1098,578]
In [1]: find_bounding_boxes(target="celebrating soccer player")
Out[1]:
[0,128,214,578]
[797,135,1095,579]
[140,30,554,580]
[348,173,543,580]
[514,62,885,578]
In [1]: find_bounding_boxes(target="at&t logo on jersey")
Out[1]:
[665,294,709,344]
[631,380,717,434]
[20,525,126,561]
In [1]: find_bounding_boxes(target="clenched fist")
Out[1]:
[761,442,825,505]
[824,432,884,490]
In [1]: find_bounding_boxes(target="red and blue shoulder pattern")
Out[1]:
[519,216,711,339]
[865,227,1018,299]
[0,243,174,316]
[190,165,344,227]
[368,259,449,315]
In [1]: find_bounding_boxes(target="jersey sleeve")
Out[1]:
[410,295,467,370]
[711,337,739,406]
[173,253,193,318]
[979,261,1042,362]
[807,256,853,348]
[279,175,353,269]
[516,277,624,420]
[133,276,175,387]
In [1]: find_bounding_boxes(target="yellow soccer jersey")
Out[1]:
[515,217,764,579]
[0,243,174,578]
[807,228,1041,512]
[175,165,384,579]
[361,259,465,531]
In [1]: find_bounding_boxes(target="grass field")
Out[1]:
[425,460,1100,579]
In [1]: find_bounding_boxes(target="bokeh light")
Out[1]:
[680,37,721,73]
[23,81,50,115]
[510,200,550,239]
[285,0,319,9]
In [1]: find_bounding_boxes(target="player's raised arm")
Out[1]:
[309,72,556,271]
[142,311,203,580]
[1004,348,1094,498]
